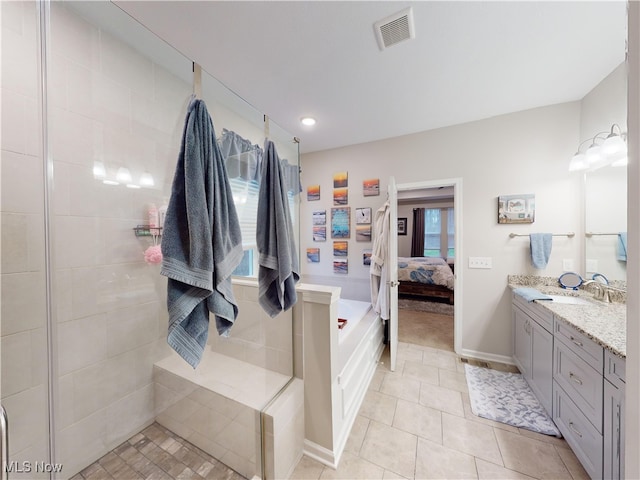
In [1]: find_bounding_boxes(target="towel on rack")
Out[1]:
[529,233,552,269]
[513,287,553,303]
[617,232,627,262]
[161,98,244,368]
[256,139,300,317]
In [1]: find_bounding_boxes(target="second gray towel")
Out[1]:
[257,139,300,317]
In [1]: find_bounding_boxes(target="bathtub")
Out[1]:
[337,298,372,344]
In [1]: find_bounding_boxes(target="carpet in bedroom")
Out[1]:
[398,307,454,352]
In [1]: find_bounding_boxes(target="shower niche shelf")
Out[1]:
[133,225,162,237]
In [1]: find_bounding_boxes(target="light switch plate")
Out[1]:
[468,257,492,269]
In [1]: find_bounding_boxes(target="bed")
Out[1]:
[397,256,455,304]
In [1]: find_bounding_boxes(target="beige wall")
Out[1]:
[301,101,582,361]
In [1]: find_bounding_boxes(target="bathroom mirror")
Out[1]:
[584,164,627,282]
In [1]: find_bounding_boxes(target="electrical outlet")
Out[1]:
[468,257,492,269]
[563,259,575,271]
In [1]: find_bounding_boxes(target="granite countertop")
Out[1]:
[508,275,626,358]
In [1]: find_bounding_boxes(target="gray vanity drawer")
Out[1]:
[554,320,603,373]
[554,339,603,432]
[513,292,553,332]
[605,349,626,390]
[554,382,603,480]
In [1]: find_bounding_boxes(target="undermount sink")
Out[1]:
[547,295,592,305]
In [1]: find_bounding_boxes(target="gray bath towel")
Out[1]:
[256,139,300,317]
[161,98,244,368]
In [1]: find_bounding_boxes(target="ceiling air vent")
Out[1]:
[374,7,415,50]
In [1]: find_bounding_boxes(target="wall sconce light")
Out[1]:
[569,124,627,172]
[116,167,132,184]
[92,161,106,180]
[139,172,155,187]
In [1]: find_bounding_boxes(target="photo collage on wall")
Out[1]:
[306,170,381,273]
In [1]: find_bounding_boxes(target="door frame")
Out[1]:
[395,177,463,354]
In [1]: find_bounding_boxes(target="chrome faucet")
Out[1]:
[582,280,611,303]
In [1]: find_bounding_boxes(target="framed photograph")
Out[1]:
[363,178,380,196]
[355,207,372,224]
[306,248,320,263]
[333,258,348,274]
[312,226,326,242]
[307,184,320,201]
[363,249,372,266]
[498,194,535,224]
[312,210,326,225]
[397,217,408,235]
[331,207,350,238]
[333,171,348,188]
[333,241,348,257]
[333,188,348,205]
[356,224,371,242]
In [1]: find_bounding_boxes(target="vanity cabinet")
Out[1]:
[603,350,625,480]
[512,293,554,415]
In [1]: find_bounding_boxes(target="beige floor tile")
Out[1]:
[555,445,590,480]
[422,350,458,370]
[392,398,442,444]
[380,373,421,402]
[344,415,370,455]
[369,369,386,391]
[319,451,384,480]
[494,428,574,479]
[382,470,410,479]
[290,455,324,479]
[415,437,478,479]
[517,427,568,447]
[402,360,439,385]
[442,413,503,465]
[359,390,397,425]
[475,458,536,479]
[438,369,469,393]
[419,382,465,417]
[359,421,417,479]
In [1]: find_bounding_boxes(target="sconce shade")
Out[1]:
[116,167,132,184]
[569,152,588,171]
[601,134,626,157]
[139,172,155,187]
[585,144,602,165]
[93,161,106,179]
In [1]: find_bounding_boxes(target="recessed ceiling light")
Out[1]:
[300,116,316,126]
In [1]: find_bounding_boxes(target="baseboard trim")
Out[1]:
[303,439,337,469]
[458,348,515,366]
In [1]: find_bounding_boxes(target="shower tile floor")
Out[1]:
[71,423,243,480]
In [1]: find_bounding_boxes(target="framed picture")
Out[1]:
[312,210,326,225]
[356,224,371,242]
[397,217,407,235]
[333,241,348,257]
[306,248,320,263]
[363,178,380,196]
[498,194,535,224]
[331,207,350,238]
[307,185,320,201]
[333,171,348,188]
[363,249,372,266]
[312,226,326,242]
[355,207,372,224]
[333,258,348,274]
[333,188,348,205]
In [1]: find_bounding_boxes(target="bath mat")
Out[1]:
[464,364,561,437]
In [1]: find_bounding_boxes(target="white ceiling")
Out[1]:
[113,1,627,154]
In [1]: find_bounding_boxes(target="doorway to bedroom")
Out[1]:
[395,179,462,354]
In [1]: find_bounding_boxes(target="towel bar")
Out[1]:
[585,232,619,237]
[509,232,575,238]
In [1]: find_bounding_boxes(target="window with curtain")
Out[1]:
[423,207,454,258]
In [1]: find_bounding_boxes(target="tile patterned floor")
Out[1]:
[290,342,590,480]
[71,423,243,480]
[75,308,589,480]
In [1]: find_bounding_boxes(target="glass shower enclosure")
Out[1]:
[1,1,299,478]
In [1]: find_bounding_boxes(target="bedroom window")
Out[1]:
[424,207,454,259]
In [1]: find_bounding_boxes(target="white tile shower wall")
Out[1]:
[48,3,190,477]
[208,281,294,376]
[1,2,50,477]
